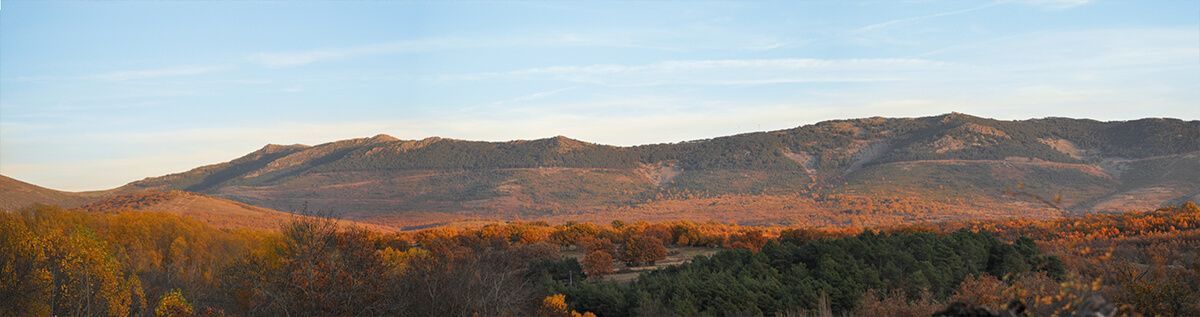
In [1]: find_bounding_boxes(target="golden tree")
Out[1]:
[154,289,194,317]
[538,294,570,317]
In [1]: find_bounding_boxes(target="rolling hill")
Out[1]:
[0,175,394,231]
[107,113,1199,227]
[0,175,104,210]
[78,190,397,231]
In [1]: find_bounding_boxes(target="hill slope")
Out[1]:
[0,175,104,210]
[110,113,1200,227]
[79,190,396,231]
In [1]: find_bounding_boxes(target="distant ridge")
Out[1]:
[103,113,1198,227]
[6,113,1198,228]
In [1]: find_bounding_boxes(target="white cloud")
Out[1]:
[927,28,1199,71]
[245,35,670,67]
[489,87,577,106]
[446,58,952,86]
[90,65,231,81]
[856,2,1001,33]
[1004,0,1092,10]
[246,32,794,68]
[855,0,1093,34]
[246,39,462,67]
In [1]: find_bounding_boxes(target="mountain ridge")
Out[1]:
[5,113,1197,228]
[109,113,1199,227]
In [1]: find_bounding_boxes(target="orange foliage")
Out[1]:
[580,250,614,279]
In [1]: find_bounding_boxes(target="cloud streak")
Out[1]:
[1004,0,1092,10]
[857,2,1002,32]
[856,0,1092,33]
[90,65,231,81]
[246,39,468,67]
[446,58,951,86]
[244,35,676,67]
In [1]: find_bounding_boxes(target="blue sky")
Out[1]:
[1,0,1198,191]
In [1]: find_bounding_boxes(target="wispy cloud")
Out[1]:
[923,28,1198,70]
[446,58,951,86]
[489,87,577,106]
[1004,0,1092,10]
[246,32,790,68]
[857,2,1002,32]
[857,0,1092,33]
[247,39,465,67]
[89,65,231,81]
[245,35,673,67]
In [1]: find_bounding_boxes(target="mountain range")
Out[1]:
[4,113,1198,229]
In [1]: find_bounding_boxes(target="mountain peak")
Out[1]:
[936,112,981,123]
[550,135,581,142]
[259,143,307,154]
[546,135,591,152]
[370,134,399,142]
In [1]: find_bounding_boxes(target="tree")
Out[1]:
[155,289,194,317]
[729,230,768,252]
[222,218,395,316]
[0,213,53,317]
[46,229,133,317]
[579,237,615,254]
[581,250,614,279]
[948,274,1006,310]
[622,235,667,266]
[539,294,570,317]
[539,293,596,317]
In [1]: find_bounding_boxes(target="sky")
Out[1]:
[1,0,1198,191]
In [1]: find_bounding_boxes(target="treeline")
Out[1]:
[0,204,1052,316]
[1,205,260,316]
[0,205,777,316]
[556,231,1062,316]
[318,138,644,171]
[972,202,1200,316]
[4,202,1200,316]
[1006,117,1200,159]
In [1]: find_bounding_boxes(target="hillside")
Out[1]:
[100,113,1200,227]
[79,190,396,231]
[0,175,103,210]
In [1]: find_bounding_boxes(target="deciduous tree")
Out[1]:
[155,289,194,317]
[621,235,667,266]
[581,250,614,279]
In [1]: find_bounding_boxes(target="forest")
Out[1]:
[2,202,1199,316]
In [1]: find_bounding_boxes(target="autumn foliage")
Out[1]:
[2,201,1199,316]
[580,251,614,279]
[620,235,667,266]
